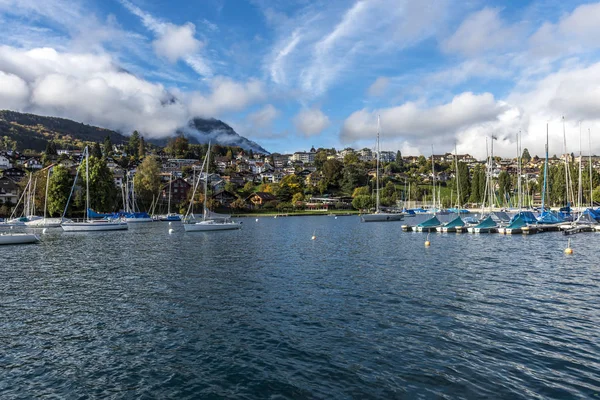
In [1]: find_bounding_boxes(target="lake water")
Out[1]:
[2,216,600,398]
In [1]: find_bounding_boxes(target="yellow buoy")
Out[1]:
[564,238,573,254]
[425,233,431,247]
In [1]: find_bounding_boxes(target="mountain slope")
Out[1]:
[185,118,269,154]
[0,110,128,151]
[0,110,269,154]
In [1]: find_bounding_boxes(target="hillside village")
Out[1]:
[2,133,600,218]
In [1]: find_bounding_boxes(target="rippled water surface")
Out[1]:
[2,216,600,399]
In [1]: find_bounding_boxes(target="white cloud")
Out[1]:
[188,76,266,117]
[119,0,211,76]
[367,77,389,97]
[249,104,279,127]
[0,71,30,110]
[341,92,508,142]
[265,0,448,97]
[529,2,600,59]
[152,22,202,63]
[0,45,268,140]
[442,8,522,57]
[294,108,330,137]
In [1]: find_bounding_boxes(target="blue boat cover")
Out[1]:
[443,216,465,228]
[577,209,600,224]
[417,215,441,227]
[537,210,565,224]
[447,208,470,214]
[509,211,537,224]
[475,216,497,229]
[506,215,526,229]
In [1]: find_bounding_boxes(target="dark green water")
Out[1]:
[1,216,599,398]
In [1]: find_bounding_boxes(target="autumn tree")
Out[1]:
[134,156,161,210]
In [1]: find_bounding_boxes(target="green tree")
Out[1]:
[341,164,368,194]
[343,152,360,165]
[521,148,531,163]
[352,194,373,210]
[44,141,57,156]
[128,131,141,158]
[497,171,512,206]
[314,150,328,170]
[593,186,600,203]
[456,161,470,206]
[103,135,113,158]
[47,165,73,216]
[82,156,117,212]
[240,181,255,197]
[352,186,370,198]
[134,156,161,210]
[168,135,189,158]
[322,159,344,188]
[469,165,485,204]
[277,174,304,202]
[91,142,103,159]
[138,136,146,158]
[291,192,304,204]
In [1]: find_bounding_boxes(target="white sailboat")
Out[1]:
[0,232,40,245]
[25,167,62,228]
[361,116,403,222]
[61,146,128,232]
[183,142,241,231]
[157,172,182,221]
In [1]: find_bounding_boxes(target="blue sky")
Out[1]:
[1,0,600,158]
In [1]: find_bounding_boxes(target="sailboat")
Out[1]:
[361,116,403,222]
[468,136,498,233]
[157,173,182,221]
[25,166,63,228]
[183,142,241,231]
[0,231,40,245]
[61,146,128,232]
[123,172,153,223]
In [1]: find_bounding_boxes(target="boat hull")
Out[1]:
[0,233,40,245]
[125,217,154,223]
[157,215,182,222]
[25,218,63,228]
[61,222,129,232]
[183,221,241,231]
[361,213,404,222]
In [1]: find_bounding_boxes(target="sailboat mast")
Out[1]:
[431,145,435,212]
[517,131,522,211]
[85,146,89,221]
[562,116,570,208]
[454,143,460,209]
[31,177,37,216]
[168,172,172,214]
[578,121,583,210]
[542,124,548,211]
[489,136,494,213]
[44,167,50,220]
[376,116,380,213]
[589,128,593,208]
[204,143,211,221]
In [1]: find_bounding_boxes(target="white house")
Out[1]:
[0,154,12,170]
